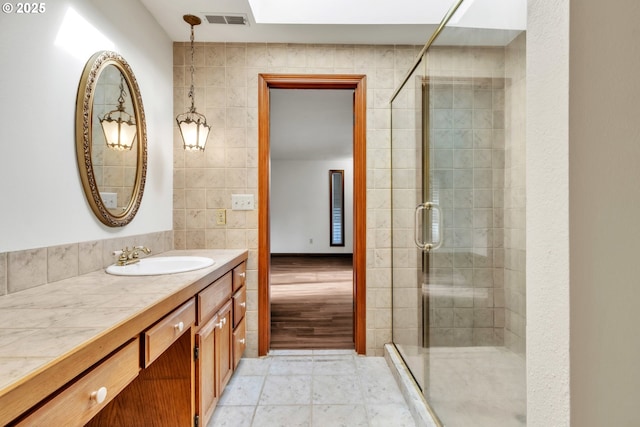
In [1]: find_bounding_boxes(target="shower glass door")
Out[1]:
[391,50,433,394]
[391,20,527,426]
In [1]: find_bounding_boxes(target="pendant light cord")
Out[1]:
[188,24,196,113]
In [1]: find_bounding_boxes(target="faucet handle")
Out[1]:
[112,248,131,265]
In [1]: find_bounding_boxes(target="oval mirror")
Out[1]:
[75,51,147,227]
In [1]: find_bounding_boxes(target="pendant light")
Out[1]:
[100,74,137,151]
[176,14,210,151]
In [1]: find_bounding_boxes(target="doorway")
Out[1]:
[257,74,367,356]
[269,89,354,349]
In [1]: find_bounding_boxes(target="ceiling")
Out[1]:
[141,0,526,160]
[139,0,526,46]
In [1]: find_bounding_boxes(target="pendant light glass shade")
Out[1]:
[176,14,210,151]
[100,77,137,151]
[176,110,210,151]
[100,110,137,150]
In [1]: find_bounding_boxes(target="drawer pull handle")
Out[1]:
[174,321,185,333]
[239,338,245,344]
[239,302,246,308]
[90,386,108,404]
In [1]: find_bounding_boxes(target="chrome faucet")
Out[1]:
[113,246,151,266]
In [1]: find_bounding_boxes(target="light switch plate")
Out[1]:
[231,194,255,210]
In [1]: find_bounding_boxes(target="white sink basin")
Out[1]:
[106,256,215,276]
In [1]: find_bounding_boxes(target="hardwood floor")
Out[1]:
[270,255,354,350]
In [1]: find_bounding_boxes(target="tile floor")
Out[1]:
[208,350,417,427]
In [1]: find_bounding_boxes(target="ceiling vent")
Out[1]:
[205,14,248,25]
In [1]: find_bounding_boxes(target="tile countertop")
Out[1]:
[0,249,248,424]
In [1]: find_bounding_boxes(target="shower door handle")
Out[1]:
[414,202,443,252]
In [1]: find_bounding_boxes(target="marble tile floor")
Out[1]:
[208,349,417,427]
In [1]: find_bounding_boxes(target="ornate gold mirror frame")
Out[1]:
[75,51,147,227]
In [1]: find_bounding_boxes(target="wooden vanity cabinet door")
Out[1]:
[217,300,234,393]
[195,313,219,427]
[195,300,233,427]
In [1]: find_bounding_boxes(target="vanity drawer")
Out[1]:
[144,298,195,367]
[232,262,246,292]
[17,339,139,427]
[232,286,246,328]
[233,317,246,370]
[198,272,232,325]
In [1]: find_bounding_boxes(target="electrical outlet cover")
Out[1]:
[216,209,226,225]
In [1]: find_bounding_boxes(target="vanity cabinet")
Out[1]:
[195,301,232,426]
[86,299,196,427]
[1,251,248,427]
[232,272,247,370]
[194,262,246,427]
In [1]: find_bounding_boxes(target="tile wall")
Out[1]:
[391,43,526,349]
[428,60,506,346]
[504,33,527,356]
[426,68,507,346]
[173,42,422,356]
[0,231,173,296]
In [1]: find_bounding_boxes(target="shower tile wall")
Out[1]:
[173,43,422,356]
[426,47,507,347]
[504,33,526,356]
[391,47,511,349]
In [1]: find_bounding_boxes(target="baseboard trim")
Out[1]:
[271,253,353,259]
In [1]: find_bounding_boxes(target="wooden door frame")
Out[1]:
[258,74,367,356]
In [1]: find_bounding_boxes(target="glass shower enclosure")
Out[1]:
[390,1,527,425]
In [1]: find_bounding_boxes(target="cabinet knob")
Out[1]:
[90,386,108,404]
[239,302,246,308]
[239,338,246,344]
[174,321,184,333]
[239,272,246,278]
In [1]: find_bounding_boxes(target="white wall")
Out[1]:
[0,0,173,253]
[271,158,353,253]
[527,0,571,424]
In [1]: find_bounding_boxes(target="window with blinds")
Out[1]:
[329,170,345,247]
